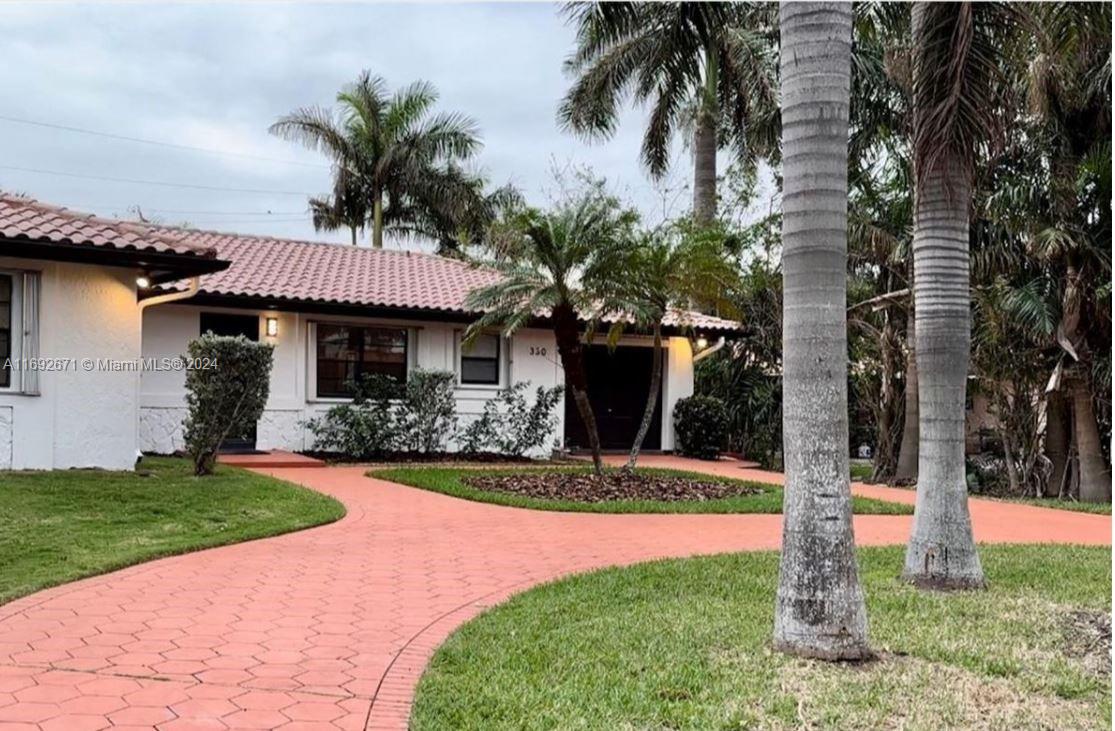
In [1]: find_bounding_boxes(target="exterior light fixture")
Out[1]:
[135,275,151,288]
[695,335,708,350]
[265,317,279,337]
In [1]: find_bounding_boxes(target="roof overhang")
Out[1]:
[0,237,229,284]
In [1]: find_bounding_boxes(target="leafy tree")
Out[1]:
[559,1,778,225]
[458,383,564,457]
[464,191,638,475]
[774,2,870,661]
[271,71,483,248]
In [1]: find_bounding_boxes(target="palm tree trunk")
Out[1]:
[901,145,985,589]
[895,307,920,482]
[371,191,384,248]
[350,225,358,247]
[774,1,870,661]
[552,303,605,475]
[1071,378,1111,503]
[692,44,719,227]
[1045,389,1070,497]
[625,324,664,471]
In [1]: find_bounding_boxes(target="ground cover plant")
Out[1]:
[370,467,911,515]
[0,457,344,604]
[411,544,1112,730]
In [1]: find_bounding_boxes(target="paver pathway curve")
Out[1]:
[0,456,1108,730]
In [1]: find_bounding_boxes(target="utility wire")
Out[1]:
[0,164,313,196]
[0,114,330,169]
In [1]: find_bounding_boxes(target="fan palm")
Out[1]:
[775,1,870,661]
[271,72,482,248]
[559,2,778,226]
[464,193,638,475]
[589,224,736,470]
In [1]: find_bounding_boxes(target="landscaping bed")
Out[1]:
[371,467,913,514]
[0,456,344,604]
[412,545,1112,730]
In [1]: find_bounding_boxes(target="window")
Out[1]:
[0,275,11,388]
[316,323,407,398]
[461,333,500,385]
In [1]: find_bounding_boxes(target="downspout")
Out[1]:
[138,276,200,311]
[692,336,726,364]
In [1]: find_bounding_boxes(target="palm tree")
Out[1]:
[271,72,482,248]
[559,2,778,226]
[308,167,367,246]
[464,193,637,476]
[901,2,1019,589]
[774,1,870,661]
[589,224,736,470]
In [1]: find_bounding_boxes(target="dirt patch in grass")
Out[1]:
[1063,610,1112,677]
[462,472,762,504]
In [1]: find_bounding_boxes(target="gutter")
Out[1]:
[138,276,200,310]
[692,336,726,363]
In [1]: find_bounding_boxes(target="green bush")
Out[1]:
[183,334,274,475]
[458,382,564,457]
[306,369,458,458]
[673,395,729,460]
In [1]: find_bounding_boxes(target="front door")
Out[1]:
[565,344,664,451]
[199,312,260,453]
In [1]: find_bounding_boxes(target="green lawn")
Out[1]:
[0,457,344,604]
[1008,497,1113,515]
[370,466,912,514]
[413,545,1112,730]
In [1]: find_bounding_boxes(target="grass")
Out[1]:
[413,544,1112,730]
[0,456,345,605]
[1006,497,1113,515]
[370,466,912,515]
[850,461,875,481]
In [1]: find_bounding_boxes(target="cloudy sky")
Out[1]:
[0,2,715,249]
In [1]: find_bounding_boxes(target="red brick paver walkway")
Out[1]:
[0,457,1108,730]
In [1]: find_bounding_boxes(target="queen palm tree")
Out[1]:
[774,1,870,661]
[901,2,1021,589]
[464,193,637,476]
[559,2,778,226]
[271,72,482,248]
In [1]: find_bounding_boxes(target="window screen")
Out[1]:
[461,333,500,385]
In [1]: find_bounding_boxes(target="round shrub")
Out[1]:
[673,395,729,460]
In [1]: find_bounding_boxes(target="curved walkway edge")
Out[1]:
[0,456,1108,731]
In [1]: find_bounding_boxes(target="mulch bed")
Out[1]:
[462,471,763,504]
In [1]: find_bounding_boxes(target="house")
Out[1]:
[0,194,741,469]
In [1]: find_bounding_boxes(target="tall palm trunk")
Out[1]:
[553,303,605,475]
[625,324,664,471]
[692,44,719,227]
[901,147,985,589]
[371,191,384,248]
[895,307,920,482]
[773,1,870,661]
[1045,390,1070,497]
[1072,377,1111,503]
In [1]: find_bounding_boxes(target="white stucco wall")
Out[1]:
[0,257,142,470]
[139,303,696,456]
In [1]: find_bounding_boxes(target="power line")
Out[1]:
[0,164,313,196]
[0,115,330,170]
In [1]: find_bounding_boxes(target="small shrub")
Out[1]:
[459,382,564,457]
[673,395,728,460]
[306,369,458,458]
[183,334,274,475]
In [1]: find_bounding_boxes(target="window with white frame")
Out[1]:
[0,271,38,394]
[0,274,12,388]
[460,332,501,385]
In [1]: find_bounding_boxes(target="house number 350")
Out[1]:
[529,346,547,356]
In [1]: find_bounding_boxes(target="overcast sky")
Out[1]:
[0,2,716,249]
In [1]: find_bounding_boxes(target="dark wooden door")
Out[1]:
[199,312,260,453]
[565,345,663,451]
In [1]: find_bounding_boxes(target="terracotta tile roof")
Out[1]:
[0,193,218,259]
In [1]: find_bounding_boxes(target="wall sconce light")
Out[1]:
[135,275,151,289]
[695,335,708,350]
[265,317,279,337]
